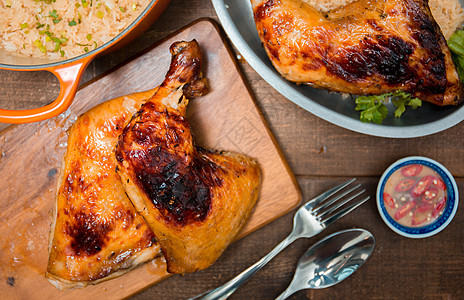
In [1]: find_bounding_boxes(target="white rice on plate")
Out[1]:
[302,0,464,39]
[0,0,150,59]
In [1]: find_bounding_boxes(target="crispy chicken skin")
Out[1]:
[251,0,463,105]
[46,87,161,290]
[115,40,261,274]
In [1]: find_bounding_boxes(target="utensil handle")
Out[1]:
[199,233,298,300]
[274,287,295,300]
[0,57,91,124]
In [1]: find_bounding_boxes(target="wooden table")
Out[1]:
[1,0,463,299]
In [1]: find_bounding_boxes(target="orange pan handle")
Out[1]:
[0,56,92,124]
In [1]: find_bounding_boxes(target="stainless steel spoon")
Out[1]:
[275,228,375,300]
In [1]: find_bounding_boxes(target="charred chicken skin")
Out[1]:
[251,0,463,105]
[47,88,161,289]
[115,40,261,274]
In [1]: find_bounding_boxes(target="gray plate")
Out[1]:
[211,0,464,138]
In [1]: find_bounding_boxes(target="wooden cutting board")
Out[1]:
[0,19,301,299]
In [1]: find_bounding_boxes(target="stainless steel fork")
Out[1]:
[193,178,370,300]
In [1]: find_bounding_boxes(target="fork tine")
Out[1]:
[305,178,356,208]
[317,188,365,218]
[312,183,361,213]
[321,195,370,226]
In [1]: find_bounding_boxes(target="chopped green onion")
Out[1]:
[82,0,89,7]
[86,34,92,41]
[84,47,89,52]
[20,23,29,29]
[60,50,65,57]
[48,9,61,24]
[36,23,45,29]
[96,11,104,18]
[45,36,51,42]
[119,6,126,12]
[75,3,81,8]
[34,39,47,53]
[68,19,77,26]
[39,30,53,37]
[48,9,58,19]
[76,43,91,46]
[51,36,67,44]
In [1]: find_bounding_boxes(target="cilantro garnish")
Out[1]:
[355,91,422,124]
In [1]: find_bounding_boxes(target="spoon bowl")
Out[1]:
[276,228,375,300]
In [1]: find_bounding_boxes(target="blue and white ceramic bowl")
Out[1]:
[377,156,458,238]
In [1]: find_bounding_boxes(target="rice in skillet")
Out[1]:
[302,0,464,39]
[0,0,150,59]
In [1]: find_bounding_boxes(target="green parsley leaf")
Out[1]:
[355,95,389,124]
[408,98,422,109]
[391,91,422,118]
[68,19,77,26]
[355,91,422,124]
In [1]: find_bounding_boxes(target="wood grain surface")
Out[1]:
[0,0,463,299]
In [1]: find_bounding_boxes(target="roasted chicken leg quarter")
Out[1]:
[251,0,463,105]
[47,84,161,289]
[115,40,262,274]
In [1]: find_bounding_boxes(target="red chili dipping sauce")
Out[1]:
[383,164,447,227]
